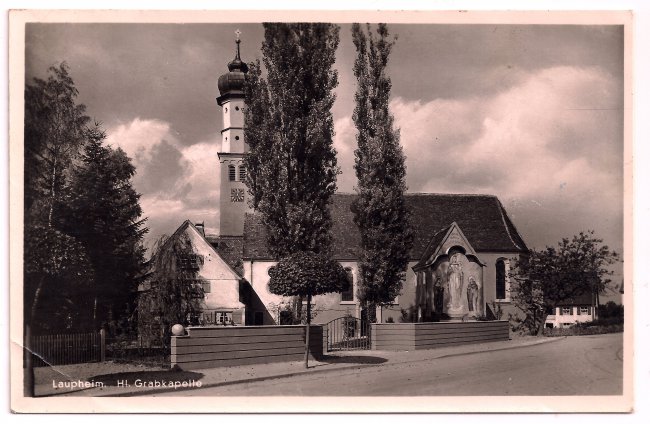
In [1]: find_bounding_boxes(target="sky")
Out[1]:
[24,22,625,290]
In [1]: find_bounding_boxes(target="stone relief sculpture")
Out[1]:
[467,276,479,313]
[446,253,464,314]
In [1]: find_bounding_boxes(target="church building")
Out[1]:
[144,37,529,329]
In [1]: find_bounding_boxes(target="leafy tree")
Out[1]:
[138,233,206,350]
[243,23,342,330]
[350,23,413,323]
[24,225,94,333]
[62,125,148,332]
[243,23,341,259]
[510,231,619,336]
[269,251,347,366]
[24,62,90,228]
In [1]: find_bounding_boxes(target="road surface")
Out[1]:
[164,333,623,396]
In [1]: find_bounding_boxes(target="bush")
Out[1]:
[543,324,623,337]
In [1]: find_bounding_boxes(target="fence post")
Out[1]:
[100,328,106,362]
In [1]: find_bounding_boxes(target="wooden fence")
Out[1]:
[172,325,324,370]
[371,320,510,351]
[27,331,105,367]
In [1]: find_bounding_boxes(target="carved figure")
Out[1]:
[447,253,464,311]
[467,276,479,312]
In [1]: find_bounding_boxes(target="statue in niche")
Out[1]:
[467,276,479,313]
[433,276,445,313]
[447,253,464,312]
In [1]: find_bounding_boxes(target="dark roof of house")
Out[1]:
[555,291,595,306]
[243,193,528,260]
[205,235,244,272]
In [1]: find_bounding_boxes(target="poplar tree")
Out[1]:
[351,23,413,323]
[244,23,344,367]
[243,23,341,258]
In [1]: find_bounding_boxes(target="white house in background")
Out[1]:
[545,291,598,328]
[138,220,247,327]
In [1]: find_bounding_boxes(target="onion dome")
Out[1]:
[217,38,248,96]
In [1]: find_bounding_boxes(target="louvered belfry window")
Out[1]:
[229,165,236,181]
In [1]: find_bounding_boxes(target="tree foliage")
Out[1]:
[268,252,347,298]
[62,125,148,330]
[243,23,341,258]
[350,23,413,320]
[510,231,619,335]
[138,232,206,349]
[24,63,147,334]
[24,225,94,332]
[25,62,90,227]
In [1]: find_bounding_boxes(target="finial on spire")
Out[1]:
[235,29,242,59]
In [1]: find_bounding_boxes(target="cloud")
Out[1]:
[392,65,623,249]
[332,65,623,251]
[106,118,222,251]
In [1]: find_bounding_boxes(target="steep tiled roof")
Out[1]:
[243,193,527,260]
[205,235,244,274]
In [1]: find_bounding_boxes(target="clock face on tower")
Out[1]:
[231,188,245,202]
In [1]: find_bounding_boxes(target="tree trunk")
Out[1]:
[536,312,549,337]
[24,323,34,397]
[30,275,46,328]
[47,155,58,228]
[304,294,312,369]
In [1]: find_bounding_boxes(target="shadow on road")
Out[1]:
[90,370,205,386]
[319,355,388,365]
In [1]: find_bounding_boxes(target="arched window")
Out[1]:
[341,268,354,302]
[228,165,236,181]
[239,165,247,181]
[496,259,510,300]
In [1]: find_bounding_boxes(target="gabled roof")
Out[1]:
[243,193,528,260]
[414,222,481,270]
[142,220,243,286]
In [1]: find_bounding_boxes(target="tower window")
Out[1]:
[235,106,240,111]
[239,165,247,181]
[235,136,240,141]
[225,107,228,113]
[228,165,236,181]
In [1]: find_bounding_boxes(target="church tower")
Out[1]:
[217,32,250,236]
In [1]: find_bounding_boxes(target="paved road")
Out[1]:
[172,333,623,396]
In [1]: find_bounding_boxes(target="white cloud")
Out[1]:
[106,118,222,250]
[390,65,623,249]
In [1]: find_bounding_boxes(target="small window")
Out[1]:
[177,254,204,270]
[202,282,211,294]
[225,107,228,113]
[580,306,589,315]
[228,165,236,181]
[239,165,247,181]
[235,136,240,141]
[562,307,572,315]
[341,268,354,302]
[235,106,240,111]
[496,260,506,300]
[216,312,233,325]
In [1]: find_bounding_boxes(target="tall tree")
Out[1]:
[62,125,148,331]
[138,233,206,350]
[243,24,344,366]
[243,23,341,258]
[510,231,619,336]
[24,62,90,228]
[350,23,413,323]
